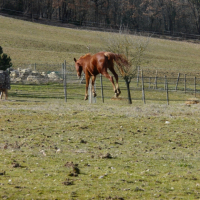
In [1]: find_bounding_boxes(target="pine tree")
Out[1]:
[0,46,12,71]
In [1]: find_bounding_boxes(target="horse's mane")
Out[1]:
[80,53,92,59]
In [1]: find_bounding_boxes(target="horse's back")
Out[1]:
[91,52,114,73]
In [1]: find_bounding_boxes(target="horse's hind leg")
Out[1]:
[109,68,121,97]
[101,71,117,95]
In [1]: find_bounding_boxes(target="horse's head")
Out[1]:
[74,58,83,79]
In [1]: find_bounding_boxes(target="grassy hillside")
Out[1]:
[0,15,200,76]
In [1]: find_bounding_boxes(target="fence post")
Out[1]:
[137,66,140,86]
[62,64,64,79]
[89,79,92,104]
[175,73,180,91]
[141,69,146,104]
[94,81,96,103]
[164,75,166,90]
[166,77,169,105]
[149,77,151,89]
[154,70,157,89]
[34,63,36,71]
[184,74,186,94]
[194,76,196,97]
[63,61,67,102]
[100,74,104,103]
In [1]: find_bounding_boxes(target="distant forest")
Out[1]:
[1,0,200,35]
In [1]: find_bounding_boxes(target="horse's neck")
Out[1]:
[80,57,91,72]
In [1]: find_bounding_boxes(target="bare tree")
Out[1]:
[104,27,149,104]
[188,0,200,34]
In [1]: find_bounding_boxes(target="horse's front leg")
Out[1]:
[92,76,97,97]
[85,75,90,100]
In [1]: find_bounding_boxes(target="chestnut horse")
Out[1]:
[74,51,128,100]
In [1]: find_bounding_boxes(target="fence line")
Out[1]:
[10,73,200,104]
[8,63,200,104]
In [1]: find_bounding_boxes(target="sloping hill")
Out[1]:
[0,15,200,76]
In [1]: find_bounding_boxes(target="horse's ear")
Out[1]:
[74,58,77,62]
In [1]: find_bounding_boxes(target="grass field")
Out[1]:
[1,92,200,199]
[1,14,200,199]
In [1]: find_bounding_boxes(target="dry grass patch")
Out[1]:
[185,98,199,105]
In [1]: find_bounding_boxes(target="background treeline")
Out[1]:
[1,0,200,35]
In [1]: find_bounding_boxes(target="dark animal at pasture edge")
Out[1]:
[0,71,10,100]
[0,88,8,100]
[74,51,129,100]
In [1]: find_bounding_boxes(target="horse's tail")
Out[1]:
[104,52,129,75]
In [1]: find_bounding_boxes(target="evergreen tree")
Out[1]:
[0,46,12,71]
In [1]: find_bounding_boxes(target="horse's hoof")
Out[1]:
[84,96,88,100]
[93,92,97,97]
[117,89,121,95]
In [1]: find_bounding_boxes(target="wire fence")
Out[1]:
[9,63,200,104]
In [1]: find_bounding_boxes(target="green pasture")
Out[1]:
[1,86,200,199]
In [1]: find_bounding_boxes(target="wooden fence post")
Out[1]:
[184,74,186,94]
[94,81,96,103]
[175,73,180,91]
[164,75,166,90]
[137,66,140,86]
[100,74,104,103]
[89,79,92,104]
[194,76,196,97]
[166,77,169,105]
[149,77,151,89]
[63,61,67,102]
[88,79,96,104]
[141,70,146,104]
[154,70,157,89]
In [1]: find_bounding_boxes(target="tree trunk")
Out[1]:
[125,78,132,104]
